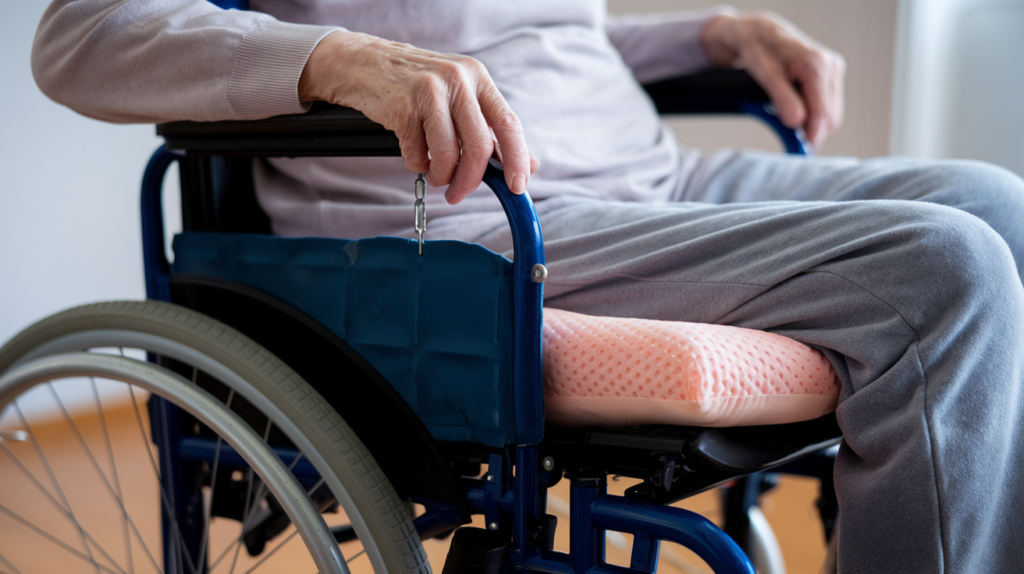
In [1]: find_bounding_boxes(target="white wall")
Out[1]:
[0,1,171,346]
[891,0,1024,177]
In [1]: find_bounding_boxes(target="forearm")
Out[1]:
[604,6,736,84]
[32,0,339,124]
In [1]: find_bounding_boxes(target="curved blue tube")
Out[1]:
[741,101,812,156]
[141,146,180,302]
[590,495,756,574]
[481,161,546,445]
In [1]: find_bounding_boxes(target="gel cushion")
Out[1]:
[542,308,840,427]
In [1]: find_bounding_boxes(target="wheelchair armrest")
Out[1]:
[642,68,770,115]
[159,69,803,157]
[642,68,810,155]
[157,101,400,157]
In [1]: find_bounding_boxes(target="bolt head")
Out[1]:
[485,474,494,482]
[542,457,555,471]
[488,522,499,531]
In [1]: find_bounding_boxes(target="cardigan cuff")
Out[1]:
[227,21,342,119]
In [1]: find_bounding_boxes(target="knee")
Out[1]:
[879,202,1020,317]
[915,160,1024,212]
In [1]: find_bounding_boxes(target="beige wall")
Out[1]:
[608,0,899,158]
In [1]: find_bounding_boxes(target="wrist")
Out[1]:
[699,14,740,67]
[299,30,374,103]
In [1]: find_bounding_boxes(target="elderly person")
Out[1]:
[32,1,1024,572]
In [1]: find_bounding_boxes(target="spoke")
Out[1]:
[345,549,367,564]
[206,537,241,573]
[0,552,23,574]
[0,441,128,574]
[196,389,234,571]
[225,423,317,574]
[226,539,244,574]
[232,449,305,542]
[226,420,273,574]
[127,385,192,574]
[240,529,299,574]
[12,403,102,574]
[44,384,166,574]
[226,462,325,568]
[0,503,123,574]
[306,478,325,497]
[90,378,134,574]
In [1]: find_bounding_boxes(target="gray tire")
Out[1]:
[0,300,430,574]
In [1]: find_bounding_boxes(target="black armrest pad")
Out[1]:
[642,68,770,115]
[157,101,400,157]
[158,69,772,157]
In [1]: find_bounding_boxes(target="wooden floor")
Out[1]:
[0,403,828,573]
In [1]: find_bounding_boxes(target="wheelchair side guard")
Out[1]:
[171,232,520,446]
[169,273,471,527]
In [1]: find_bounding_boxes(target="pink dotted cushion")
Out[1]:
[542,308,839,428]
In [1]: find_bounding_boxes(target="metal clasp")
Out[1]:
[414,173,426,256]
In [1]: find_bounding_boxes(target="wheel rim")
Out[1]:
[0,352,349,574]
[9,328,390,573]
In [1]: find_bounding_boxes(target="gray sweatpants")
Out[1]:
[475,150,1024,573]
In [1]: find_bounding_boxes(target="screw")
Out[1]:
[488,522,499,531]
[531,264,548,283]
[485,474,494,482]
[542,457,555,471]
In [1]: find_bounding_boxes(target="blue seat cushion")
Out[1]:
[172,232,517,446]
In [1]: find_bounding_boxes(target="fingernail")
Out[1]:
[512,174,526,194]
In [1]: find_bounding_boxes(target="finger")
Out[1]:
[397,122,430,174]
[491,138,540,173]
[829,56,846,132]
[791,52,830,148]
[445,90,495,204]
[421,102,461,189]
[478,81,531,194]
[743,47,806,130]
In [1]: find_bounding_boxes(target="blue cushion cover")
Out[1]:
[172,232,517,446]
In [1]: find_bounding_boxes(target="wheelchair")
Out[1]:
[0,48,839,574]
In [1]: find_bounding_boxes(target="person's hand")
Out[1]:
[299,31,539,204]
[700,12,845,149]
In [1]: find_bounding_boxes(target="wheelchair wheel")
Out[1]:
[0,351,346,573]
[0,301,429,574]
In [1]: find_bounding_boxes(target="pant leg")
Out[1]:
[683,150,1024,280]
[478,197,1024,573]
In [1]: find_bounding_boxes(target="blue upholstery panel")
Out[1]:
[172,232,517,446]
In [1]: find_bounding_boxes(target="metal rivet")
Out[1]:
[485,474,494,482]
[488,522,499,531]
[531,263,548,283]
[542,456,555,472]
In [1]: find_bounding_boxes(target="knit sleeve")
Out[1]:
[605,7,734,84]
[31,0,341,123]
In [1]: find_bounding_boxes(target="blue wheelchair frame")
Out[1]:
[140,4,815,568]
[140,101,810,574]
